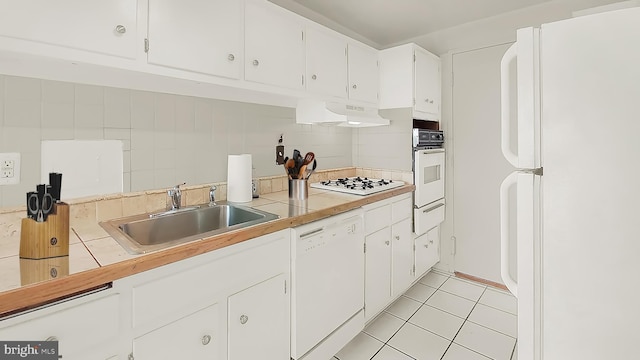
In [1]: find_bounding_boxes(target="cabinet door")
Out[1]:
[391,217,414,297]
[306,27,347,98]
[414,49,441,119]
[0,0,137,59]
[364,227,392,321]
[147,0,241,79]
[228,274,289,360]
[348,43,379,104]
[415,226,441,277]
[133,303,220,359]
[245,1,304,90]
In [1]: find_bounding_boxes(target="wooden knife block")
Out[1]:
[19,202,70,259]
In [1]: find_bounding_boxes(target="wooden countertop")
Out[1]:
[0,185,414,316]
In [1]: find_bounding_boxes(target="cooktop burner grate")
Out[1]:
[311,177,404,196]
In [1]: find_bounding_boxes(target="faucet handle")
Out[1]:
[209,185,217,206]
[167,182,186,210]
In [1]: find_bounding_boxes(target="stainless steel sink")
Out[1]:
[99,202,279,254]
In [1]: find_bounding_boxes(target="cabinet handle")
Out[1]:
[201,334,212,345]
[240,314,249,324]
[394,235,400,240]
[425,244,429,248]
[429,239,434,244]
[430,100,434,104]
[45,336,58,342]
[228,54,235,61]
[252,59,259,66]
[115,25,126,34]
[312,74,317,80]
[385,240,390,246]
[352,84,357,89]
[128,353,134,360]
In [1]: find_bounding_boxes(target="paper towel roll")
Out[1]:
[227,154,253,203]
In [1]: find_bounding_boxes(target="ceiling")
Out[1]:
[269,0,624,48]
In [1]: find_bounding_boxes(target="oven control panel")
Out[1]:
[413,129,444,149]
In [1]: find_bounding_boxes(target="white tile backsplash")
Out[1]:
[74,103,104,128]
[42,102,74,128]
[131,90,155,129]
[4,100,40,127]
[5,76,40,101]
[0,75,354,207]
[42,80,74,104]
[75,84,103,105]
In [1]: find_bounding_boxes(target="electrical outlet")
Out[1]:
[1,169,13,178]
[0,153,20,185]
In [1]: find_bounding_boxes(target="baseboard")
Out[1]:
[454,271,509,292]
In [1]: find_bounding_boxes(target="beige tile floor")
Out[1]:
[334,271,518,360]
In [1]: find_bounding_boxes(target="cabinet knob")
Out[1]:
[128,353,134,360]
[424,244,429,248]
[115,25,127,34]
[425,98,429,102]
[385,240,390,246]
[252,59,259,66]
[352,84,357,89]
[394,235,400,240]
[201,334,212,345]
[240,314,249,324]
[312,74,317,80]
[430,100,434,104]
[429,239,434,244]
[228,54,235,61]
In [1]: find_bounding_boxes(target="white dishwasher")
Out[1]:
[291,209,365,360]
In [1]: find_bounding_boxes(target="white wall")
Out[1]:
[352,109,413,172]
[0,75,352,208]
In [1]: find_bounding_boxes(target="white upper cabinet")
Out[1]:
[348,43,379,104]
[147,0,242,79]
[305,27,348,99]
[0,0,138,59]
[414,48,441,118]
[379,43,441,121]
[245,0,305,90]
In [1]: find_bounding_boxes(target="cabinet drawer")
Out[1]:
[391,196,413,223]
[0,292,120,358]
[133,303,220,359]
[364,204,391,235]
[414,200,445,236]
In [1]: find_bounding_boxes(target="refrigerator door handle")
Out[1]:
[500,43,519,167]
[500,172,518,297]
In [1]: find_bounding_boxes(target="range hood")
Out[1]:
[295,98,390,127]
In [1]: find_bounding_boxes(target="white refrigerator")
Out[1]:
[500,7,640,360]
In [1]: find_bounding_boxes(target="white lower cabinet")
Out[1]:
[391,217,414,297]
[228,274,288,360]
[120,229,291,360]
[415,225,441,278]
[134,303,220,359]
[363,193,414,322]
[364,226,392,325]
[0,289,121,360]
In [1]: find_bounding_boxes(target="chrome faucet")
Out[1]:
[209,185,217,206]
[167,182,186,210]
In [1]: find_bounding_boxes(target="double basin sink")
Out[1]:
[100,202,279,254]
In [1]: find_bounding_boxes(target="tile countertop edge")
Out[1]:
[0,185,415,317]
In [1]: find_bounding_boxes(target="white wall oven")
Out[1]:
[413,129,445,236]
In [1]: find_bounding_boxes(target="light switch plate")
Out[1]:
[0,153,20,185]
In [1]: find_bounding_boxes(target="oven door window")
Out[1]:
[423,165,441,185]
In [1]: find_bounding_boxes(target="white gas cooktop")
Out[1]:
[310,177,405,196]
